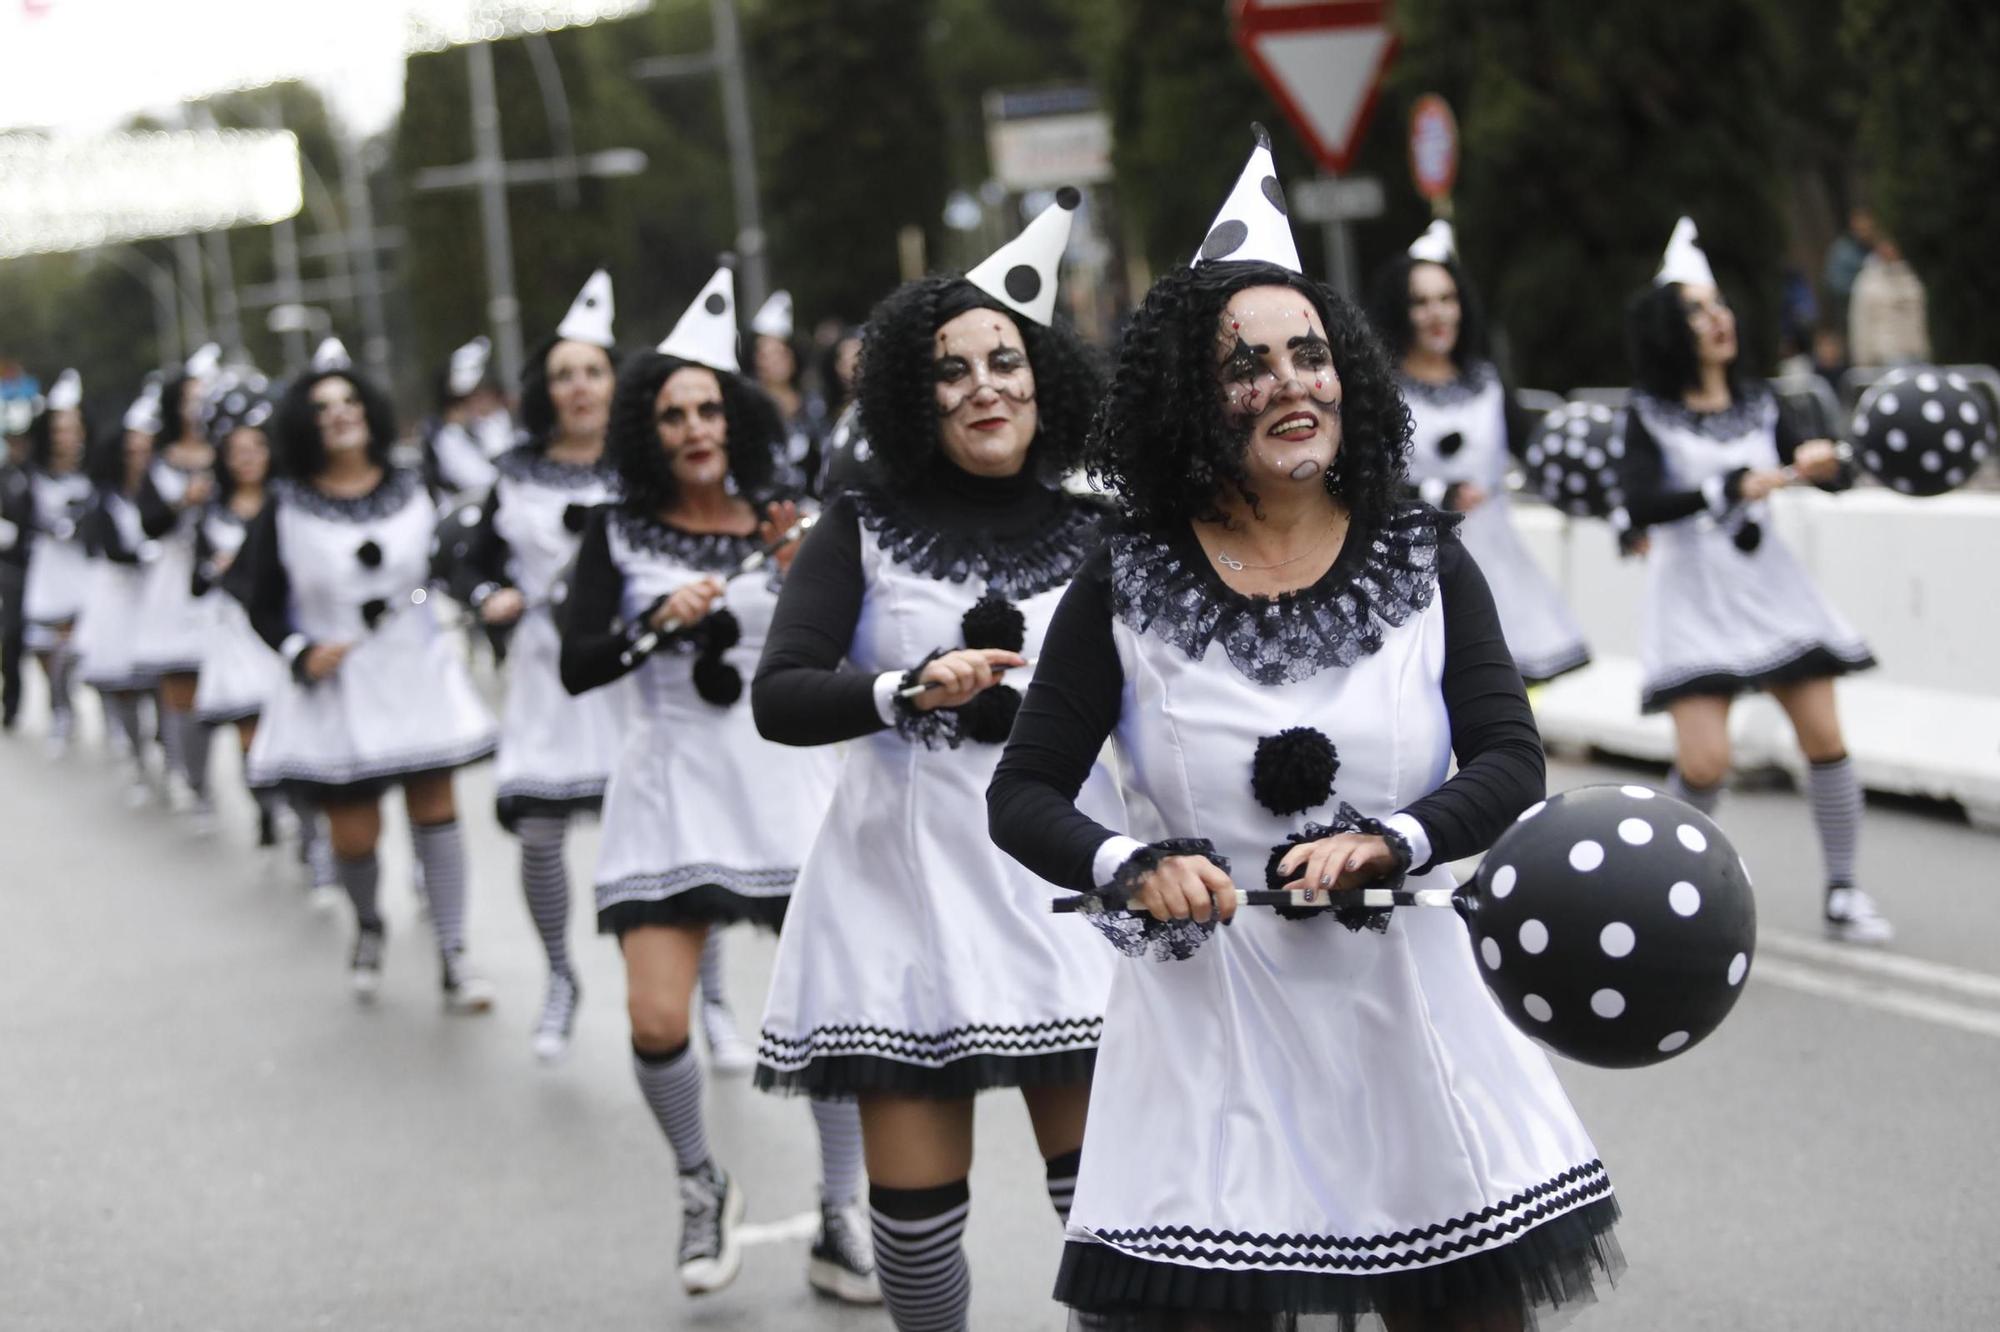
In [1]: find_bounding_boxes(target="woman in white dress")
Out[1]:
[751,196,1121,1331]
[557,276,877,1304]
[1368,223,1591,683]
[19,379,94,754]
[988,144,1620,1331]
[1619,219,1886,944]
[231,366,499,1007]
[73,424,163,795]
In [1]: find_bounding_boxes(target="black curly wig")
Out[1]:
[158,372,206,445]
[518,334,623,443]
[1627,282,1752,403]
[272,369,399,479]
[607,350,784,517]
[855,274,1104,492]
[28,401,93,470]
[1364,254,1490,370]
[1088,261,1410,529]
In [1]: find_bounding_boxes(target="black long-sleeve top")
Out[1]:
[557,508,664,697]
[79,490,147,565]
[225,502,297,653]
[1617,386,1849,530]
[987,533,1545,890]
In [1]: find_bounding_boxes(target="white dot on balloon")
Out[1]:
[1590,405,1613,423]
[1728,952,1749,985]
[1669,881,1701,916]
[1600,922,1635,957]
[1590,988,1626,1018]
[1490,864,1517,898]
[1677,824,1708,853]
[1944,429,1965,452]
[1853,412,1870,434]
[1878,392,1900,414]
[1657,1030,1690,1053]
[1567,417,1589,436]
[1916,373,1939,392]
[1519,920,1549,954]
[1886,428,1908,451]
[1585,448,1605,468]
[1864,452,1882,472]
[1617,818,1652,846]
[1523,994,1553,1023]
[1947,373,1969,390]
[1517,801,1546,824]
[1621,785,1655,799]
[1948,469,1966,485]
[1921,451,1942,472]
[1922,400,1946,424]
[1960,402,1981,425]
[1609,438,1626,459]
[1480,937,1502,970]
[1569,840,1605,871]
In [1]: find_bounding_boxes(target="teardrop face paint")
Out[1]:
[1215,285,1343,487]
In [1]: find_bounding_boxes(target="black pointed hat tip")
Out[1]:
[1054,185,1082,210]
[1252,122,1272,150]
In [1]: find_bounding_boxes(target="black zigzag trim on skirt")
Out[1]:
[1059,1195,1621,1324]
[265,737,497,803]
[496,785,605,832]
[1641,642,1877,713]
[755,1047,1099,1101]
[598,883,789,936]
[756,1014,1103,1099]
[1515,642,1592,686]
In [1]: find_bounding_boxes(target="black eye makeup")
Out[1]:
[933,356,970,384]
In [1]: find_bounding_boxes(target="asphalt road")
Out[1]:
[4,687,1997,1331]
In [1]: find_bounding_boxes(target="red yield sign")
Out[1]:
[1232,0,1399,176]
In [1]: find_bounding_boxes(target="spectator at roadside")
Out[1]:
[1849,236,1931,367]
[1822,207,1876,333]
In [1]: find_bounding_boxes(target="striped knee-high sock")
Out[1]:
[514,815,572,977]
[1666,768,1722,815]
[634,1041,710,1173]
[412,819,468,955]
[180,716,213,798]
[1044,1148,1081,1225]
[291,790,334,883]
[870,1180,972,1332]
[159,704,185,783]
[47,650,75,725]
[1806,755,1862,889]
[105,692,146,759]
[697,927,729,1008]
[809,1098,864,1208]
[337,851,382,930]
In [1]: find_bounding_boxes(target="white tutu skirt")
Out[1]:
[133,541,209,676]
[493,611,629,829]
[592,659,836,935]
[1460,498,1590,684]
[1640,519,1874,713]
[756,728,1119,1099]
[246,605,496,797]
[194,597,284,726]
[22,539,88,649]
[1057,878,1619,1325]
[73,563,157,692]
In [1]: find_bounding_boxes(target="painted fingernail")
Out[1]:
[1319,872,1333,887]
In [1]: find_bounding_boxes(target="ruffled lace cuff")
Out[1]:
[1076,838,1231,962]
[1261,803,1414,933]
[892,649,964,750]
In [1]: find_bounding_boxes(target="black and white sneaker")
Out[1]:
[350,925,386,1002]
[677,1162,744,1295]
[440,950,496,1015]
[531,970,581,1062]
[1825,885,1893,945]
[808,1196,881,1304]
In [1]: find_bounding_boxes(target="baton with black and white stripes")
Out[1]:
[1051,885,1466,914]
[618,512,817,669]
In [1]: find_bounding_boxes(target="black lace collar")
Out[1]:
[609,508,763,571]
[496,444,618,490]
[274,468,423,522]
[1109,503,1455,685]
[851,483,1103,600]
[1396,359,1498,407]
[1630,386,1777,441]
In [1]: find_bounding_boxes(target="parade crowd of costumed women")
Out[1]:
[9,124,1992,1331]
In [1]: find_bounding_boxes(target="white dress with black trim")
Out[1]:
[1401,363,1591,683]
[21,470,93,651]
[71,491,158,692]
[560,507,837,935]
[133,459,214,676]
[988,505,1619,1326]
[752,474,1121,1098]
[474,447,631,829]
[191,506,284,726]
[235,470,497,795]
[1620,388,1875,713]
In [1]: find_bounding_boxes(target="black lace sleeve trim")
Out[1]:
[1263,803,1415,932]
[1078,838,1231,962]
[1629,385,1779,441]
[891,649,965,749]
[851,487,1103,599]
[495,444,621,490]
[607,509,763,572]
[272,469,423,522]
[1109,503,1456,686]
[1395,359,1498,407]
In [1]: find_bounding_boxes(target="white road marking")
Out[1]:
[1751,955,2000,1041]
[1758,929,2000,1004]
[735,1209,821,1248]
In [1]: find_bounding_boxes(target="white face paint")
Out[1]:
[653,366,730,492]
[1679,282,1738,370]
[933,307,1039,478]
[1215,284,1343,487]
[1407,261,1462,359]
[309,377,371,456]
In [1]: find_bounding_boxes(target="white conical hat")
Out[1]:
[965,188,1080,327]
[1654,217,1716,288]
[447,336,492,397]
[555,269,616,348]
[184,342,222,381]
[47,368,83,412]
[1408,219,1456,264]
[312,337,352,372]
[1191,125,1301,273]
[657,266,740,374]
[750,290,793,340]
[123,374,163,434]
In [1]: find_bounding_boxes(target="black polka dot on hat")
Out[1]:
[703,293,727,315]
[1261,175,1287,216]
[1201,220,1248,261]
[1055,186,1082,210]
[1003,265,1042,304]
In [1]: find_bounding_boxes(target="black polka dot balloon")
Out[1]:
[1468,784,1756,1068]
[1521,403,1627,520]
[1850,366,1994,497]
